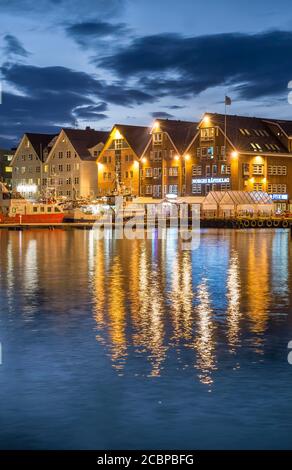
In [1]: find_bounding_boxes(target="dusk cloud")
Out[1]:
[66,21,131,48]
[151,111,174,118]
[2,34,30,58]
[0,62,154,147]
[0,0,126,19]
[97,30,292,100]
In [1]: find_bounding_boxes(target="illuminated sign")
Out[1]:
[192,177,230,184]
[16,184,37,193]
[271,194,288,201]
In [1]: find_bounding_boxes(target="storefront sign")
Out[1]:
[192,177,230,184]
[271,194,288,201]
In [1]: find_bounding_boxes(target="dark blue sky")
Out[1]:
[0,0,292,147]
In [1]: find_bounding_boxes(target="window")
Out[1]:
[153,133,163,144]
[221,183,231,191]
[114,139,124,149]
[36,166,40,173]
[153,151,163,161]
[74,177,79,185]
[130,171,133,178]
[268,165,287,175]
[196,148,201,158]
[103,156,107,163]
[145,185,152,195]
[252,164,264,175]
[66,164,71,171]
[200,128,215,140]
[207,147,214,158]
[168,185,178,194]
[66,151,71,158]
[58,152,63,159]
[221,164,231,175]
[192,165,202,176]
[58,165,63,172]
[125,171,129,179]
[206,165,211,176]
[212,164,217,175]
[125,154,133,162]
[28,154,33,161]
[220,146,226,157]
[242,163,249,176]
[153,167,161,177]
[201,147,207,157]
[145,168,153,177]
[268,184,287,193]
[192,183,201,194]
[253,183,263,192]
[169,167,178,177]
[66,178,71,185]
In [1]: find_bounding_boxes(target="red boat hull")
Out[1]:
[0,214,65,224]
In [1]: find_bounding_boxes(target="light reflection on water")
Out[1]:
[0,228,292,449]
[0,229,291,385]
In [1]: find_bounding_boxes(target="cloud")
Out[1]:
[2,34,30,58]
[66,20,131,48]
[151,111,174,118]
[0,0,126,20]
[0,62,154,147]
[97,30,292,100]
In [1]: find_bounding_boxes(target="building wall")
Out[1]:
[184,123,233,196]
[11,136,43,199]
[184,120,292,209]
[46,134,82,198]
[140,129,182,198]
[97,130,140,196]
[0,150,14,189]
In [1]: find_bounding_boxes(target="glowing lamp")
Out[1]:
[184,154,190,160]
[174,155,180,161]
[231,151,239,158]
[114,129,122,140]
[203,115,210,124]
[141,157,147,164]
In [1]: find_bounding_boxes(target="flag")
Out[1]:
[225,95,232,106]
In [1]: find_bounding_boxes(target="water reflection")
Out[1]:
[194,278,216,385]
[0,229,290,386]
[226,251,241,352]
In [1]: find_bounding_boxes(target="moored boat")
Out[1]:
[0,183,65,224]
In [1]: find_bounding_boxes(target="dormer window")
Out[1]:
[153,132,163,144]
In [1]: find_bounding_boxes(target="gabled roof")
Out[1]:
[114,124,151,156]
[25,133,57,161]
[155,119,199,154]
[63,128,109,161]
[202,113,288,153]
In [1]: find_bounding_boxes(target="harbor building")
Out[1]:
[11,133,57,199]
[97,124,150,196]
[185,113,292,211]
[45,128,108,199]
[140,119,198,198]
[0,148,14,189]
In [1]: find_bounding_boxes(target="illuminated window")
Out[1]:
[168,185,178,194]
[145,185,152,195]
[145,168,153,177]
[200,128,215,140]
[253,183,263,191]
[192,165,202,176]
[169,167,178,177]
[221,164,231,175]
[153,133,163,144]
[252,164,264,175]
[192,183,201,194]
